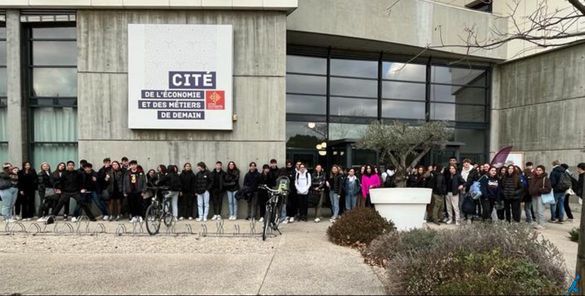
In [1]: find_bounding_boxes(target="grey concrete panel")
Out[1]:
[6,10,25,164]
[78,73,285,141]
[78,10,286,76]
[286,0,507,61]
[498,45,585,109]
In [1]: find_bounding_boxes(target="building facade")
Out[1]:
[0,0,583,170]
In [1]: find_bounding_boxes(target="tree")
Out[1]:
[358,121,451,187]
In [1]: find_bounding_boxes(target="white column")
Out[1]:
[6,10,25,165]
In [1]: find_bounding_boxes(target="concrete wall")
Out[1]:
[492,43,585,167]
[287,0,508,60]
[77,10,287,170]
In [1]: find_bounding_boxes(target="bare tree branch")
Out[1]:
[568,0,585,15]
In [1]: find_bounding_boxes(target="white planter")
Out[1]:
[369,188,432,231]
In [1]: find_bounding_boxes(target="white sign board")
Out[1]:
[128,24,233,130]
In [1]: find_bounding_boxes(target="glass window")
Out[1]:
[287,55,326,75]
[431,84,486,104]
[32,143,78,168]
[286,74,326,95]
[329,123,369,140]
[286,121,327,148]
[430,103,486,122]
[33,68,77,97]
[0,42,6,66]
[382,62,426,82]
[330,77,377,98]
[330,97,377,117]
[382,81,426,101]
[32,27,76,39]
[382,100,426,119]
[331,59,377,78]
[33,107,77,142]
[286,94,326,115]
[0,27,6,39]
[431,66,486,85]
[33,41,77,65]
[0,68,6,97]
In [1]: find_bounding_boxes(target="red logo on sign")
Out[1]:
[206,91,225,110]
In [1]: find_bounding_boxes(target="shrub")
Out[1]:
[381,222,567,295]
[569,228,579,242]
[327,207,395,247]
[364,228,438,267]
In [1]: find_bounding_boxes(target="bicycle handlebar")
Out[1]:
[259,184,281,193]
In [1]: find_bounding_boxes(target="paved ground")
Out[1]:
[0,219,385,295]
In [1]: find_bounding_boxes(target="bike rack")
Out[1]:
[115,223,127,236]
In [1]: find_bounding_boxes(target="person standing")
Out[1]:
[576,163,585,202]
[108,161,125,221]
[295,163,311,222]
[224,161,240,220]
[549,160,568,223]
[37,162,56,222]
[210,161,226,220]
[52,161,96,222]
[122,160,146,223]
[361,164,381,208]
[558,163,575,222]
[430,165,446,225]
[327,165,344,222]
[528,165,552,229]
[194,162,213,222]
[479,166,501,222]
[158,165,182,221]
[343,168,360,212]
[311,164,326,223]
[243,162,260,221]
[446,165,465,225]
[16,161,37,221]
[284,160,297,223]
[0,163,18,222]
[82,163,109,220]
[460,159,480,221]
[523,162,535,223]
[179,163,196,220]
[258,164,275,222]
[96,158,112,221]
[501,165,523,223]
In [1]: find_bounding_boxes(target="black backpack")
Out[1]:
[556,172,572,192]
[383,173,396,188]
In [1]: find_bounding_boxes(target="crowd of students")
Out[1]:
[0,156,583,229]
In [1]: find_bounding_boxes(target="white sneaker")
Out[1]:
[102,215,109,221]
[217,215,222,220]
[23,218,31,221]
[130,217,137,223]
[289,217,295,223]
[455,221,460,226]
[188,217,193,220]
[196,218,202,222]
[230,216,236,221]
[259,217,264,222]
[329,218,336,223]
[282,219,288,224]
[314,218,321,223]
[211,215,217,221]
[71,217,79,223]
[203,218,208,222]
[15,215,22,221]
[446,219,453,224]
[37,217,46,222]
[179,217,184,221]
[7,218,17,223]
[138,217,143,223]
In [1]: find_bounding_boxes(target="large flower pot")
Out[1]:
[369,188,432,231]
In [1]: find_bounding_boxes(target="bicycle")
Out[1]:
[144,186,174,235]
[259,184,287,241]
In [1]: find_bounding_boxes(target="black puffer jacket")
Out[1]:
[502,174,523,200]
[328,173,344,195]
[56,170,83,193]
[180,170,196,194]
[159,172,182,192]
[194,169,212,194]
[18,169,37,193]
[37,170,54,191]
[211,169,226,192]
[223,168,240,191]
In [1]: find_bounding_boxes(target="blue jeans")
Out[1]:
[550,192,565,221]
[0,187,18,219]
[329,192,340,219]
[227,191,237,217]
[93,191,109,216]
[345,193,357,210]
[74,193,94,217]
[197,191,210,219]
[165,191,180,218]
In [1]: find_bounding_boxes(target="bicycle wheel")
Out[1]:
[145,203,161,235]
[162,201,174,227]
[262,204,273,241]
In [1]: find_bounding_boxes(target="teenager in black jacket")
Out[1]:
[244,162,260,220]
[445,165,465,225]
[194,162,212,222]
[501,165,523,223]
[257,164,275,222]
[52,161,96,221]
[16,161,37,220]
[37,162,56,222]
[179,163,196,220]
[224,161,240,220]
[158,164,182,221]
[210,161,226,220]
[430,165,447,225]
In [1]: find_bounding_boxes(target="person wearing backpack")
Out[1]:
[295,163,311,222]
[549,160,570,223]
[557,164,575,222]
[479,166,501,221]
